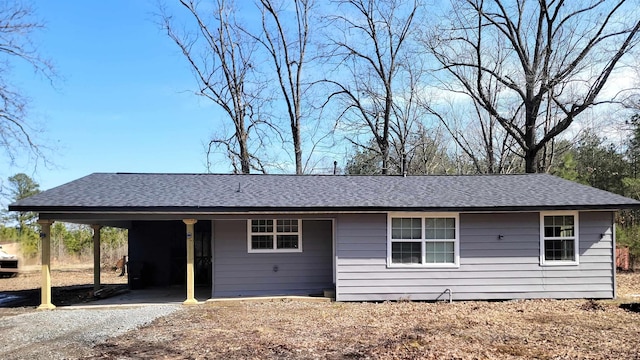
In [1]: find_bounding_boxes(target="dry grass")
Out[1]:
[0,266,128,292]
[83,273,640,360]
[616,272,640,299]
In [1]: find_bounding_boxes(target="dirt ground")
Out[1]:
[2,270,640,359]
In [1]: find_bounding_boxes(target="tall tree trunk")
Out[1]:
[524,149,538,174]
[292,121,302,174]
[325,0,419,176]
[380,139,389,175]
[255,0,313,175]
[163,0,264,175]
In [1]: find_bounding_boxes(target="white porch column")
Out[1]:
[183,219,198,305]
[91,225,103,292]
[37,219,55,310]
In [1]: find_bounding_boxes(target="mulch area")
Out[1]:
[84,273,640,360]
[86,294,640,359]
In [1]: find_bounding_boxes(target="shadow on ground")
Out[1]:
[620,302,640,313]
[0,284,128,308]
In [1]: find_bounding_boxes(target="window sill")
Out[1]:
[387,263,460,269]
[249,249,302,254]
[539,261,579,267]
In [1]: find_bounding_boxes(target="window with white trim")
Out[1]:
[540,212,579,265]
[388,213,459,267]
[248,219,302,253]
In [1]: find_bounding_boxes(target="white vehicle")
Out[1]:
[0,245,18,277]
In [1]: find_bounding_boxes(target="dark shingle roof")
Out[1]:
[8,172,640,213]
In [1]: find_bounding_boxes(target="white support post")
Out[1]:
[183,219,198,305]
[37,219,55,310]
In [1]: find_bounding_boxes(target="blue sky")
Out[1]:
[3,1,635,193]
[2,1,224,191]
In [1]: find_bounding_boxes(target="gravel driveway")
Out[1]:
[0,304,180,360]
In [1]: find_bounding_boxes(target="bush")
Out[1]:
[18,228,40,258]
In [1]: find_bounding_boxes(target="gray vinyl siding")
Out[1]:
[213,219,333,297]
[335,211,614,301]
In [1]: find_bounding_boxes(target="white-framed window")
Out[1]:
[247,219,302,253]
[540,211,579,265]
[387,213,459,267]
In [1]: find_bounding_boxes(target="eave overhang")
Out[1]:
[10,203,640,215]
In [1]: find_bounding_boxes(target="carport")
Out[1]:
[32,216,202,309]
[9,173,337,309]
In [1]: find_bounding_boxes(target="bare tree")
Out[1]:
[388,52,435,174]
[426,85,523,174]
[428,0,640,173]
[439,107,521,174]
[324,0,421,174]
[423,35,522,174]
[344,124,455,175]
[0,1,55,166]
[252,0,314,175]
[161,0,270,174]
[399,122,454,175]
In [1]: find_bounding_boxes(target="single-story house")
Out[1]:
[9,172,640,308]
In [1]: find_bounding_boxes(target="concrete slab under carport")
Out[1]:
[74,286,213,308]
